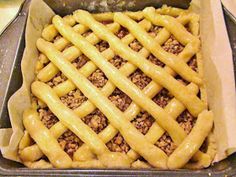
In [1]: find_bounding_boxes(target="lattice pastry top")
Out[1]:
[19,6,216,169]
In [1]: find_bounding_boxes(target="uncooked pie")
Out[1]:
[18,5,216,169]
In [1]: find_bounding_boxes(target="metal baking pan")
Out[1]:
[0,0,236,176]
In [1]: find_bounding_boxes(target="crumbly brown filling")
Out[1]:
[108,88,132,112]
[72,55,89,69]
[88,69,108,89]
[109,55,127,69]
[149,25,162,37]
[58,130,83,158]
[95,40,109,52]
[177,110,196,134]
[116,27,129,39]
[38,108,59,129]
[155,133,177,156]
[46,72,67,87]
[188,56,198,72]
[152,88,173,108]
[82,30,92,37]
[162,35,184,55]
[60,89,87,110]
[106,133,130,153]
[129,39,143,52]
[131,111,155,135]
[129,69,151,90]
[81,109,108,134]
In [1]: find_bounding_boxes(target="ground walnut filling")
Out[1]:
[36,24,199,160]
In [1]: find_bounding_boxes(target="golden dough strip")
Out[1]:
[36,40,169,168]
[52,15,187,146]
[114,12,201,85]
[73,10,206,117]
[168,110,213,169]
[22,109,72,168]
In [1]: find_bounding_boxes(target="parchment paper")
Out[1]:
[222,0,236,18]
[0,0,235,164]
[0,0,55,162]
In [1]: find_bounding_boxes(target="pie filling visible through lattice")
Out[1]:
[18,6,217,169]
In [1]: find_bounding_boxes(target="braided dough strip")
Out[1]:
[114,13,201,85]
[36,40,169,168]
[73,10,206,117]
[22,109,72,168]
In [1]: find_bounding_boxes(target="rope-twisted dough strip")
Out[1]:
[51,15,210,168]
[34,41,169,168]
[73,10,206,117]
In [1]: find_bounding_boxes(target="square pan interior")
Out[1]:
[0,0,236,176]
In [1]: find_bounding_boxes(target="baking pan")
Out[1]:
[0,0,236,176]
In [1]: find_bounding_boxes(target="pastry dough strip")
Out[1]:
[22,108,72,168]
[35,42,169,168]
[114,12,201,85]
[73,10,206,117]
[167,110,213,169]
